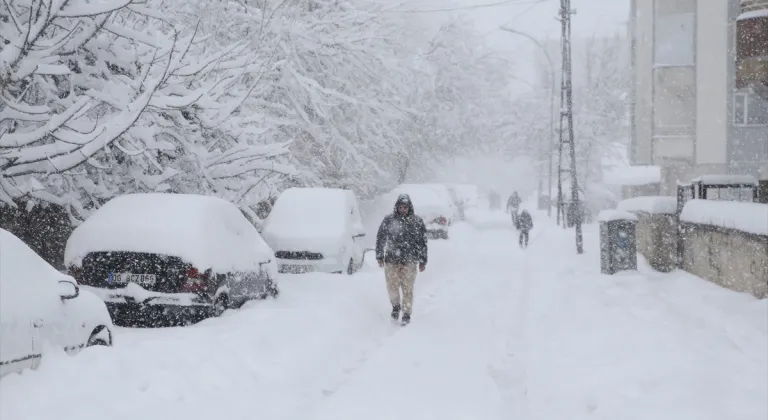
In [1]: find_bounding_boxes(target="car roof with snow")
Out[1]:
[64,193,273,273]
[389,184,454,219]
[1,229,74,315]
[263,187,355,238]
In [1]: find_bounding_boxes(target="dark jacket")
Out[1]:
[375,194,428,265]
[518,210,533,231]
[507,193,522,210]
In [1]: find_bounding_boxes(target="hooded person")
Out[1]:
[507,192,522,226]
[375,193,428,325]
[518,209,534,248]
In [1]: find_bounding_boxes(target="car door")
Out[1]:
[0,280,58,377]
[0,308,39,378]
[45,280,84,355]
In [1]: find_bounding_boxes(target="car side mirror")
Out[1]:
[58,280,79,300]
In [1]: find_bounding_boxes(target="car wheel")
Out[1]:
[267,279,279,298]
[346,258,356,275]
[86,326,111,347]
[212,294,228,317]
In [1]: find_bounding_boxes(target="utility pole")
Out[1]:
[555,0,583,253]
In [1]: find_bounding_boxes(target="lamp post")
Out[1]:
[500,27,556,217]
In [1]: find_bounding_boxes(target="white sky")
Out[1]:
[389,0,630,92]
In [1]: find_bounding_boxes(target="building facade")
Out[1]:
[629,0,768,194]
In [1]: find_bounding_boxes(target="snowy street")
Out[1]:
[1,212,766,420]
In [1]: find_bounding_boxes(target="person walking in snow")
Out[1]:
[375,194,428,325]
[517,209,533,248]
[507,192,522,227]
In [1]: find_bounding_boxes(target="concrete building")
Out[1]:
[629,0,768,194]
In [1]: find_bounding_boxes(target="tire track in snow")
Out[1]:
[486,225,542,419]
[305,237,471,408]
[305,225,522,419]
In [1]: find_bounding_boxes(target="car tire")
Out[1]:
[86,326,111,347]
[262,278,279,299]
[212,294,228,317]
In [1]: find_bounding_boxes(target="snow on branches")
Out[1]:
[0,0,294,219]
[0,0,526,218]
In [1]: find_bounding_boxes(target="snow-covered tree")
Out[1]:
[0,0,295,221]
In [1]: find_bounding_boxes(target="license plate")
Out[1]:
[110,273,157,286]
[280,265,312,274]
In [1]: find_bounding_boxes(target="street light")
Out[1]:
[499,26,557,217]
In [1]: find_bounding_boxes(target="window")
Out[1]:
[653,13,695,65]
[653,0,695,66]
[655,0,695,15]
[654,67,696,128]
[733,92,768,125]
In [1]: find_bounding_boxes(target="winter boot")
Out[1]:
[401,312,411,325]
[390,304,401,321]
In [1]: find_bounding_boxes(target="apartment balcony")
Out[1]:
[736,1,768,93]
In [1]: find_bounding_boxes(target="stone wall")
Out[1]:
[633,212,678,272]
[680,223,768,298]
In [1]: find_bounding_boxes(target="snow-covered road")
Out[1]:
[1,211,766,420]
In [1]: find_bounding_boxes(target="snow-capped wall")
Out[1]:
[680,199,768,236]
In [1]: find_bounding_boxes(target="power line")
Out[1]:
[386,0,548,14]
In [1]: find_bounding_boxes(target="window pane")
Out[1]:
[655,0,695,15]
[653,67,695,128]
[734,94,747,125]
[746,94,768,125]
[654,13,695,65]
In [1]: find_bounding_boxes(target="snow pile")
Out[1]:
[680,199,768,236]
[65,193,274,273]
[597,209,638,222]
[616,196,678,215]
[737,8,768,21]
[690,174,757,185]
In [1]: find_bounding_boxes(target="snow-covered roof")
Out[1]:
[1,229,71,316]
[616,196,678,215]
[680,199,768,236]
[261,187,353,245]
[65,193,274,272]
[598,209,638,222]
[603,165,662,186]
[690,175,757,186]
[390,184,453,220]
[737,9,768,21]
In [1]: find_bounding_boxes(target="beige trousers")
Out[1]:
[384,263,418,314]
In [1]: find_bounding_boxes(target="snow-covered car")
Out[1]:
[261,187,367,275]
[446,183,482,209]
[389,184,456,239]
[64,193,279,326]
[0,229,113,378]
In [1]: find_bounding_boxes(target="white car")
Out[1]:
[0,228,113,378]
[446,183,482,209]
[64,193,279,327]
[261,187,367,274]
[389,184,457,239]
